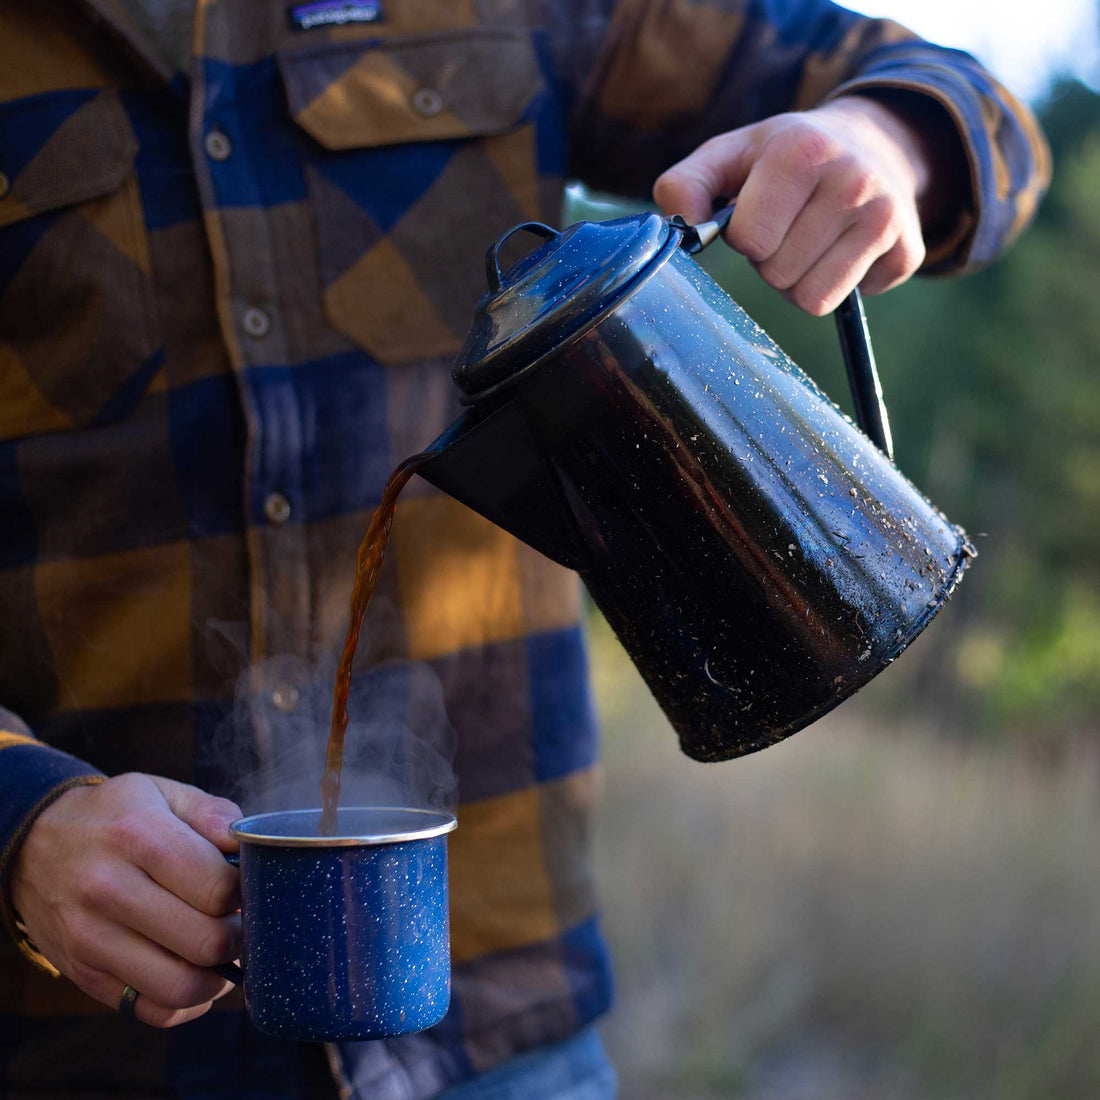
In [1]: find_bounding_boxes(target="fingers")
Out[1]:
[65,913,233,1016]
[725,126,828,265]
[93,861,241,968]
[125,985,217,1030]
[860,231,926,296]
[11,774,246,1030]
[108,803,239,917]
[103,777,241,915]
[654,130,756,223]
[782,206,923,317]
[728,125,920,313]
[751,162,878,291]
[77,964,220,1029]
[152,776,241,851]
[102,929,232,1011]
[653,100,931,316]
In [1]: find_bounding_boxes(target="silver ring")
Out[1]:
[118,984,139,1019]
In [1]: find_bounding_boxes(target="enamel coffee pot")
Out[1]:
[417,208,973,762]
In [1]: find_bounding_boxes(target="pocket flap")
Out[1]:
[279,29,544,150]
[0,89,137,229]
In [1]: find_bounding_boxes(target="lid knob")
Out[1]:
[485,222,558,292]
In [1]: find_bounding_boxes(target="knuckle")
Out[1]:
[899,232,926,274]
[165,967,209,1009]
[878,249,910,283]
[729,220,777,263]
[106,812,149,858]
[836,168,877,211]
[69,957,102,992]
[862,196,899,242]
[793,285,832,317]
[212,793,242,817]
[76,863,120,910]
[194,922,234,968]
[773,125,834,173]
[757,257,797,291]
[197,796,241,833]
[203,869,237,915]
[652,171,677,204]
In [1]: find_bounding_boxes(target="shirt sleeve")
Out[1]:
[549,0,1051,275]
[0,706,104,971]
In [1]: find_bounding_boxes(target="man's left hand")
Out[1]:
[654,95,937,316]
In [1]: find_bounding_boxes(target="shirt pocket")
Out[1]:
[0,89,159,444]
[279,28,546,365]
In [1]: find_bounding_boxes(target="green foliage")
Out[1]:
[867,82,1100,732]
[569,80,1100,735]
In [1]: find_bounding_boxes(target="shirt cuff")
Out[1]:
[0,724,105,972]
[826,57,1050,275]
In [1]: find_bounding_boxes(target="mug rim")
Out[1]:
[230,806,457,848]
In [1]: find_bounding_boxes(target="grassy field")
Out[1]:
[589,613,1100,1099]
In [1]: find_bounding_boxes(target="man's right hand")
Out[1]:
[10,773,243,1028]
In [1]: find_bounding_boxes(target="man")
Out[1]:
[0,1,1048,1097]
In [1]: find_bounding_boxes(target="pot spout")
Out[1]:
[418,403,586,571]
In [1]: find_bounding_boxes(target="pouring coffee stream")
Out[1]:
[320,206,971,824]
[319,452,432,836]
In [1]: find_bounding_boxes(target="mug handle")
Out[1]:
[671,204,895,460]
[214,852,244,984]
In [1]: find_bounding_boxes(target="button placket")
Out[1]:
[192,39,313,697]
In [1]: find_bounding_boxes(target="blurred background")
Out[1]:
[571,2,1100,1095]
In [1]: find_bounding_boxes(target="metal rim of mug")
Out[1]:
[229,806,457,848]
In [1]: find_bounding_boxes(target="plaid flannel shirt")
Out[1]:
[0,0,1049,1097]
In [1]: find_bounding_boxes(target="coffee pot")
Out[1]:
[418,209,973,762]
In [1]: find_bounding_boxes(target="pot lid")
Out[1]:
[452,211,672,399]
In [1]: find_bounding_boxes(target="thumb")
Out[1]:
[653,126,759,224]
[151,776,242,852]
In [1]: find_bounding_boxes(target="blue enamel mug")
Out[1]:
[223,807,456,1042]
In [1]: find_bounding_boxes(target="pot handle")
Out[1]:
[673,205,895,460]
[485,222,558,293]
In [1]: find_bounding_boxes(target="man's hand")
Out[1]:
[11,773,242,1028]
[654,95,941,316]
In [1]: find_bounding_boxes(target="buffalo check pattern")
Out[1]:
[0,1,1048,1096]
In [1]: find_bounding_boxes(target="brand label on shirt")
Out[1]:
[288,0,384,31]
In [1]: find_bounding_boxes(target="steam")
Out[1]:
[207,624,457,818]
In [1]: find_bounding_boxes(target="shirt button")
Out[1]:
[204,129,232,161]
[264,491,291,525]
[411,88,443,117]
[242,307,270,337]
[0,171,10,200]
[272,684,300,713]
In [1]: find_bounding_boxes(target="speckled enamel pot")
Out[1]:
[228,807,456,1042]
